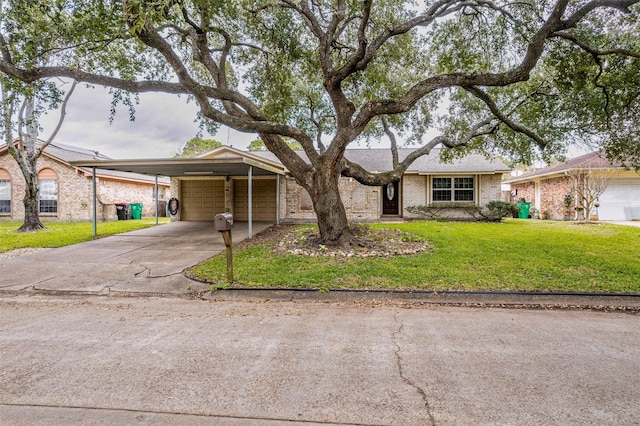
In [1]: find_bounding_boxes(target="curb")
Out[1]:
[2,287,639,313]
[203,288,640,312]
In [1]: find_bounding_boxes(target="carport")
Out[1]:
[71,150,286,238]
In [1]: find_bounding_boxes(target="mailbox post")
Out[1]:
[214,213,234,282]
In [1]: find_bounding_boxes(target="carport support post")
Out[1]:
[154,175,159,225]
[92,167,97,237]
[276,174,280,225]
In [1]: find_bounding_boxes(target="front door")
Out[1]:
[382,181,400,215]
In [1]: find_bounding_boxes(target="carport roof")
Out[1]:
[70,156,286,177]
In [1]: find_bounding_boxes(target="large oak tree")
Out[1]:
[1,0,638,243]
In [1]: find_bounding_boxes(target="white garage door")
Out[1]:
[180,180,225,221]
[598,179,640,220]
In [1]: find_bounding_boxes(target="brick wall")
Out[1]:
[98,177,169,218]
[539,176,573,220]
[479,174,504,205]
[511,178,575,220]
[511,182,535,205]
[402,174,427,218]
[280,176,381,222]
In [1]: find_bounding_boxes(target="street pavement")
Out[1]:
[1,295,639,425]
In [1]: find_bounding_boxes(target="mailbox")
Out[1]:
[214,213,234,231]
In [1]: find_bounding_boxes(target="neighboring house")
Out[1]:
[0,141,170,222]
[72,146,510,224]
[505,151,640,221]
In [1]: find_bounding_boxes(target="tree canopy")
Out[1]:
[1,0,638,242]
[175,136,222,157]
[247,138,302,152]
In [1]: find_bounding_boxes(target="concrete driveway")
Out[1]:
[0,221,272,296]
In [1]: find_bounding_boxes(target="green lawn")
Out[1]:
[188,220,640,294]
[0,218,170,252]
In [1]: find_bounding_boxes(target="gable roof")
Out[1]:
[505,151,625,184]
[252,148,510,174]
[198,145,286,170]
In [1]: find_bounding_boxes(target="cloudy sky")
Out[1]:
[38,84,258,159]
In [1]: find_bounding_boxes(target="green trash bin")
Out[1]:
[517,202,531,219]
[129,203,143,220]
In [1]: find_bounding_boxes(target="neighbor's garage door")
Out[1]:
[598,178,640,220]
[233,179,277,221]
[180,180,225,220]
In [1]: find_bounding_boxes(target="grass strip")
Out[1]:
[0,218,170,252]
[188,220,640,294]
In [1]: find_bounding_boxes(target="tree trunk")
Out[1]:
[308,171,353,246]
[17,170,45,232]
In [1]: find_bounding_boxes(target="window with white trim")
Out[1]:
[39,179,58,214]
[432,177,475,202]
[0,179,10,213]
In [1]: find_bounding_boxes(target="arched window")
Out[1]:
[38,168,58,214]
[0,169,10,214]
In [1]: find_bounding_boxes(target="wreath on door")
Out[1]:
[386,182,395,201]
[168,197,179,215]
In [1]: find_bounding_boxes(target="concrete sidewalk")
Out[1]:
[0,221,272,296]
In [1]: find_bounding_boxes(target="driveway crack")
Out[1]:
[134,264,151,278]
[392,312,436,425]
[132,263,184,279]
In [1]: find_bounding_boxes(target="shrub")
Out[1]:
[407,201,519,222]
[471,201,521,222]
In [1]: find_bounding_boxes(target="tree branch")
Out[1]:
[381,116,399,168]
[464,85,548,148]
[36,80,77,157]
[341,116,496,186]
[551,31,640,58]
[561,0,637,29]
[348,1,574,141]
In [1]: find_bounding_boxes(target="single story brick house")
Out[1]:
[505,151,640,221]
[71,146,510,227]
[0,141,170,222]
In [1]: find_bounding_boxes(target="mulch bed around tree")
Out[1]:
[245,224,431,259]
